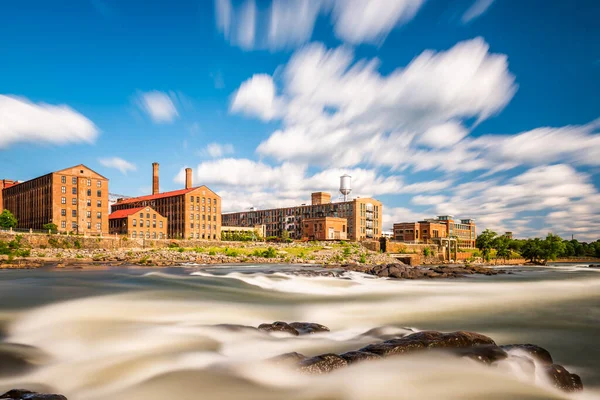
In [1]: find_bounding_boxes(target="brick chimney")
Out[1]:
[152,162,159,194]
[185,168,192,189]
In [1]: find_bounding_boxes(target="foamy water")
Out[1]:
[0,264,598,399]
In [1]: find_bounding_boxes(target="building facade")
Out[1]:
[302,217,348,241]
[221,225,266,240]
[222,192,382,242]
[108,206,168,239]
[393,215,476,248]
[1,165,109,234]
[110,164,221,240]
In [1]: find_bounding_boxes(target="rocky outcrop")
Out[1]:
[0,390,67,400]
[298,353,348,374]
[266,328,583,393]
[258,321,300,336]
[288,322,330,335]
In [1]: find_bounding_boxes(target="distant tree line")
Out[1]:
[476,229,600,264]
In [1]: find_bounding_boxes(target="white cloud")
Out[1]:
[0,95,99,148]
[383,206,428,230]
[204,143,235,158]
[418,121,469,148]
[99,157,137,175]
[138,91,179,123]
[233,38,516,168]
[331,0,424,44]
[462,0,495,23]
[411,195,448,206]
[230,74,282,121]
[215,0,426,50]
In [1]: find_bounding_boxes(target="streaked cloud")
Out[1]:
[99,157,137,175]
[137,91,179,123]
[204,143,235,158]
[462,0,495,23]
[0,95,99,149]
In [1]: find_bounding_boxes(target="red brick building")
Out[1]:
[109,206,168,239]
[1,165,109,234]
[302,217,348,241]
[111,163,221,240]
[394,215,476,248]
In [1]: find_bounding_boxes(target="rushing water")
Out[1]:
[0,263,599,400]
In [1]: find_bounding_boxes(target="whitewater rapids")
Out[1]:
[0,264,598,399]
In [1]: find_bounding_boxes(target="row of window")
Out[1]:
[61,197,103,207]
[189,233,217,240]
[132,231,164,239]
[190,196,217,204]
[61,187,102,197]
[190,224,217,230]
[190,214,217,221]
[60,221,101,230]
[189,205,217,213]
[61,176,102,187]
[61,209,102,218]
[132,219,163,228]
[139,212,157,219]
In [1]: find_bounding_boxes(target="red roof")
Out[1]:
[109,207,146,220]
[115,188,199,205]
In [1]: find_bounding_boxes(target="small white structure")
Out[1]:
[340,174,352,201]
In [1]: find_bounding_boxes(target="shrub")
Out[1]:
[208,250,217,256]
[178,247,185,253]
[343,247,351,257]
[359,253,367,263]
[423,247,431,257]
[74,240,82,249]
[43,223,58,234]
[251,247,277,258]
[193,247,205,253]
[168,242,179,249]
[225,248,239,257]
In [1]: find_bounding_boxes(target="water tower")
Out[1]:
[340,174,352,201]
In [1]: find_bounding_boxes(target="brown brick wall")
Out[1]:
[302,217,347,240]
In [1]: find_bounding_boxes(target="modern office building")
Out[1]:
[111,163,221,240]
[1,165,109,234]
[222,192,382,241]
[108,206,167,239]
[393,215,476,248]
[302,216,348,241]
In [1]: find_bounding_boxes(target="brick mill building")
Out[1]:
[302,216,348,241]
[108,206,167,239]
[110,163,221,240]
[222,191,382,241]
[393,215,476,248]
[1,165,109,234]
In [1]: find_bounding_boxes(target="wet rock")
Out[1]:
[298,353,348,374]
[0,389,67,400]
[501,344,553,365]
[450,345,508,365]
[258,321,299,336]
[588,264,600,268]
[340,351,382,364]
[269,352,307,365]
[289,322,330,335]
[544,364,583,392]
[359,331,495,356]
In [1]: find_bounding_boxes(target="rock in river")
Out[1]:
[0,389,67,400]
[258,321,300,336]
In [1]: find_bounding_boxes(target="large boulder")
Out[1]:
[298,353,348,374]
[544,364,583,392]
[288,322,330,335]
[258,321,299,336]
[339,351,382,365]
[0,390,67,400]
[501,344,553,365]
[450,345,508,365]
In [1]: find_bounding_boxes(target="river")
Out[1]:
[0,263,599,399]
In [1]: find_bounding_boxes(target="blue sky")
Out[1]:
[1,0,599,240]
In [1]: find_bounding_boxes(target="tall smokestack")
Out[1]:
[152,162,159,194]
[185,167,192,189]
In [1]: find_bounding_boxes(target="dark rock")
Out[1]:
[359,331,495,356]
[450,345,508,365]
[501,344,553,365]
[340,351,382,364]
[544,364,583,392]
[268,352,307,365]
[258,321,299,336]
[289,322,330,335]
[298,353,348,374]
[0,389,67,400]
[588,264,600,268]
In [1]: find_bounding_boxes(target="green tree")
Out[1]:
[43,223,58,234]
[540,233,566,264]
[0,210,17,229]
[476,229,497,262]
[494,235,511,263]
[521,238,543,263]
